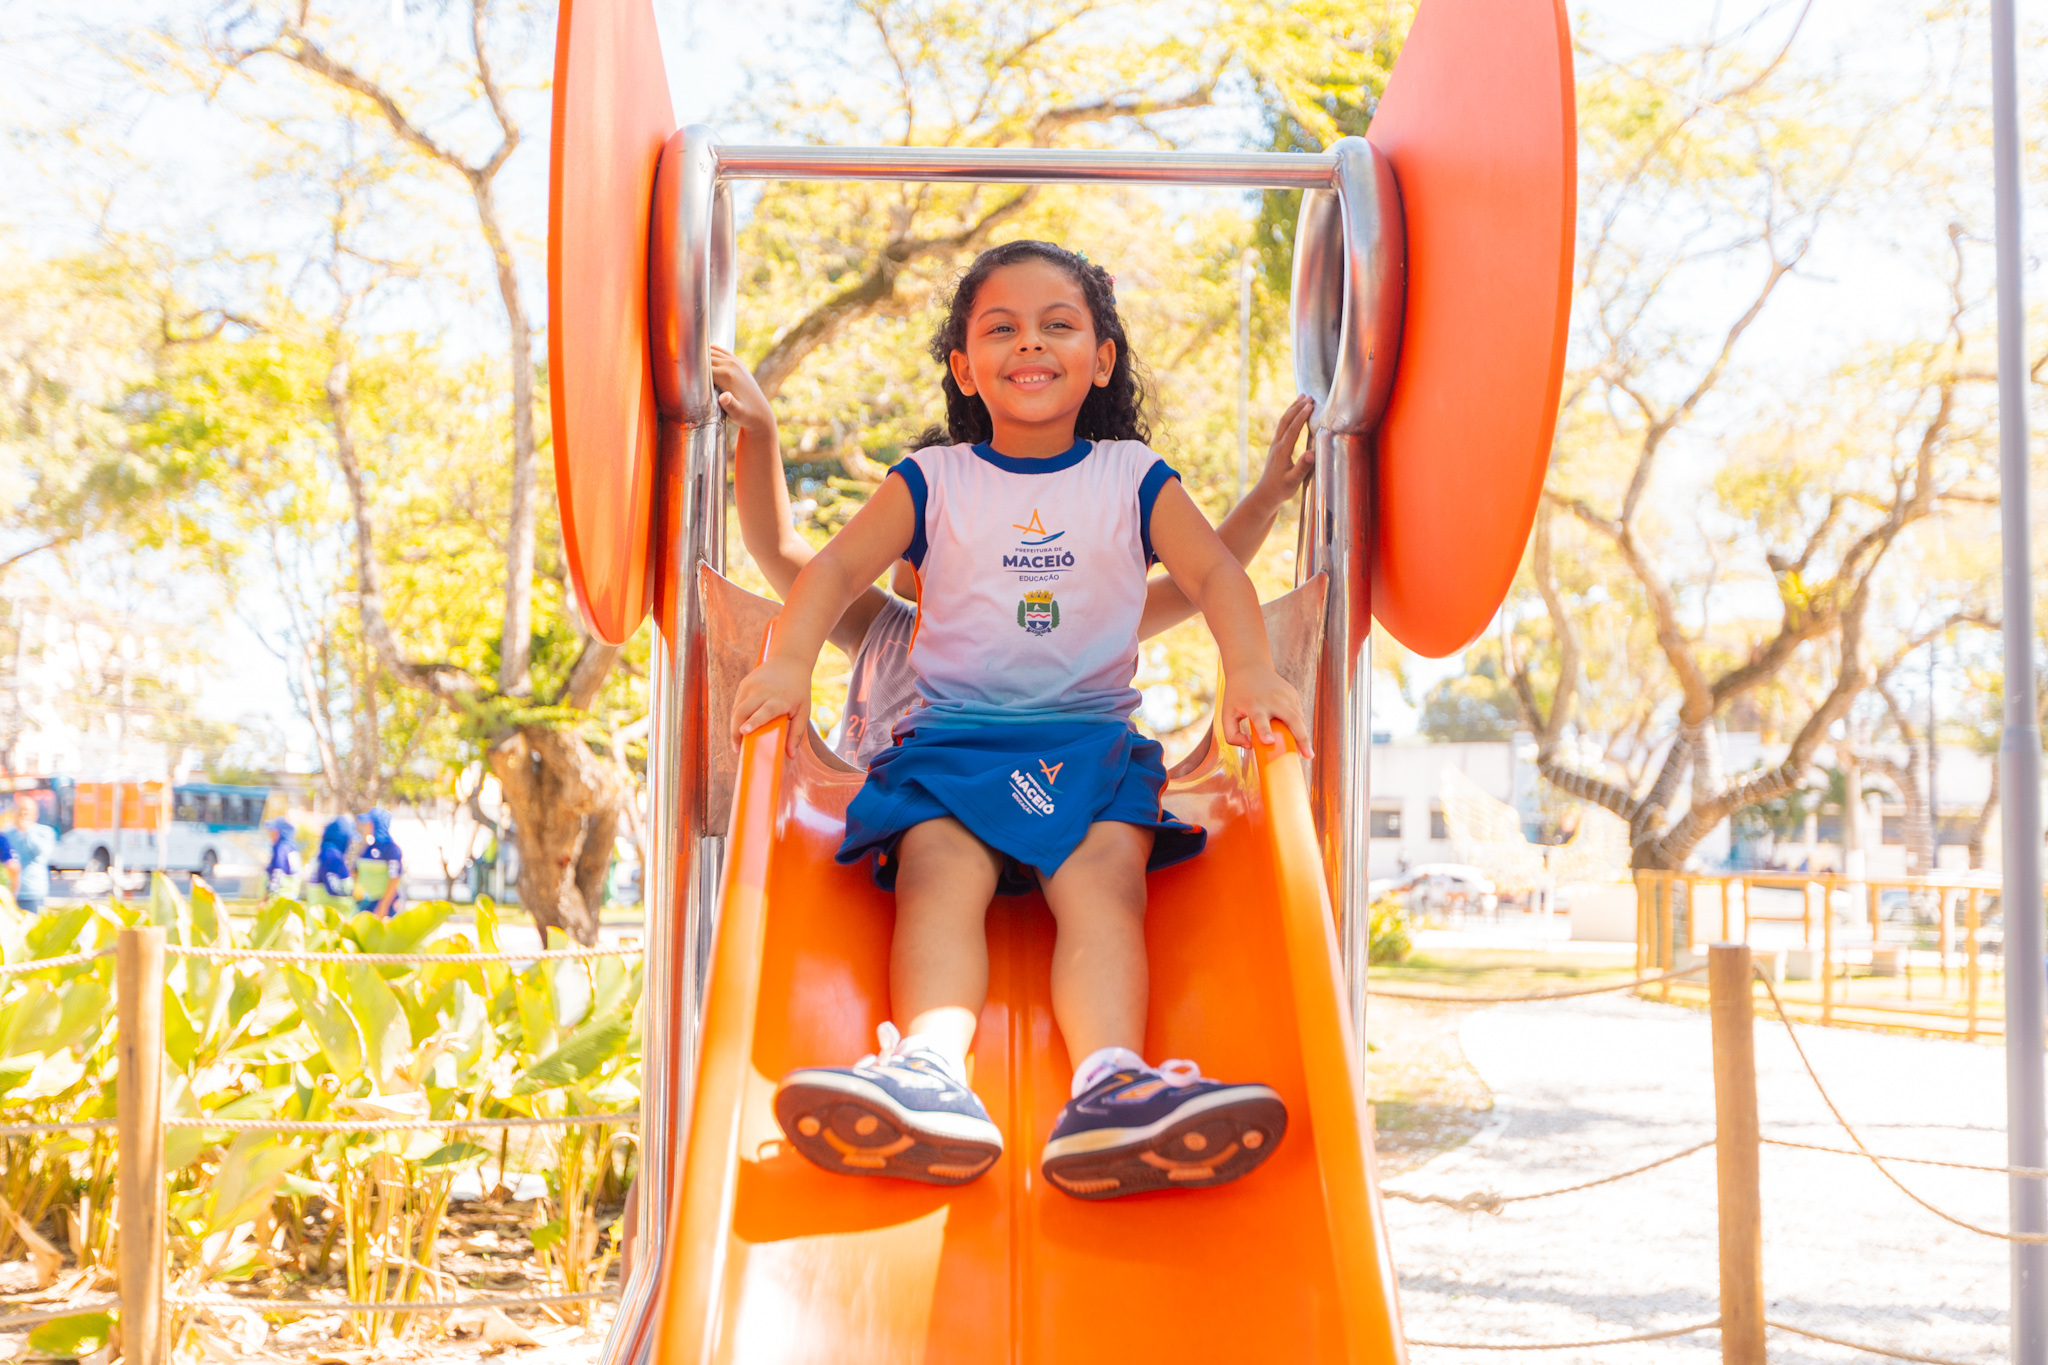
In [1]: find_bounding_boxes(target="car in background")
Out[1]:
[1389,862,1500,918]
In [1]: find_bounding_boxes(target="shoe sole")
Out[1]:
[774,1070,1003,1186]
[1040,1085,1287,1201]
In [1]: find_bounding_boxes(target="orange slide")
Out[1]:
[546,0,1575,1357]
[645,585,1402,1363]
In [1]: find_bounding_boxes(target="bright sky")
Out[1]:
[3,0,2044,764]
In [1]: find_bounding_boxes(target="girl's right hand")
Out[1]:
[710,346,776,440]
[730,656,812,754]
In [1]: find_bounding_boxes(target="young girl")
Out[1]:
[710,352,1316,770]
[729,240,1310,1201]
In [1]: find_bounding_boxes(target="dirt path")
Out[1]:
[1383,992,2008,1363]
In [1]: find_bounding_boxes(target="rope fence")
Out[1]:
[1766,1319,1985,1365]
[0,949,116,975]
[161,1112,638,1134]
[0,1119,117,1137]
[1366,964,1705,1004]
[1384,1139,1716,1215]
[1407,1319,1722,1350]
[170,1289,620,1315]
[2,929,2025,1362]
[1754,969,2048,1243]
[164,943,643,965]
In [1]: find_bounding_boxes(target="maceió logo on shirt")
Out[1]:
[1018,589,1060,634]
[1010,508,1064,545]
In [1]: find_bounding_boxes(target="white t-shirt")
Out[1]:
[890,439,1178,729]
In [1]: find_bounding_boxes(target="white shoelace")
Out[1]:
[858,1021,923,1069]
[1155,1058,1206,1087]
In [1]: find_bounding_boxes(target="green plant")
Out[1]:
[0,878,642,1350]
[1368,892,1413,966]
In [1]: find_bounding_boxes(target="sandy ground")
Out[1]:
[1383,991,2011,1364]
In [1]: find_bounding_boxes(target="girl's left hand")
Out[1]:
[1218,665,1312,759]
[1250,394,1316,503]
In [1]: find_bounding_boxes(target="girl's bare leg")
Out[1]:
[891,817,1003,1071]
[1037,821,1153,1065]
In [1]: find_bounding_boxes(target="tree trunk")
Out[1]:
[488,725,622,946]
[1968,757,1999,870]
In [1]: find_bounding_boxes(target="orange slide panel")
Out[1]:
[647,715,1406,1362]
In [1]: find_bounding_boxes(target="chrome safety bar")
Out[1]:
[1290,137,1405,1079]
[713,144,1340,189]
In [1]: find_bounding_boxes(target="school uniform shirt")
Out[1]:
[889,438,1178,729]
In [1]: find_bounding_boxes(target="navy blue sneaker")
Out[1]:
[774,1024,1003,1185]
[1040,1060,1286,1200]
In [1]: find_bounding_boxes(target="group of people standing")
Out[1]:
[265,808,407,918]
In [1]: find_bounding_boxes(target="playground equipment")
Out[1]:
[548,0,1573,1358]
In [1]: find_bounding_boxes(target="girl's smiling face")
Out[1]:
[948,258,1115,454]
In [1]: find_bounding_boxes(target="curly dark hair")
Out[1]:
[912,240,1151,449]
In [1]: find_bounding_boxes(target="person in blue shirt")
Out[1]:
[264,818,300,897]
[354,808,404,919]
[308,816,355,910]
[3,795,52,915]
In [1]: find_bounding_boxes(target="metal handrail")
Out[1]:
[711,144,1339,189]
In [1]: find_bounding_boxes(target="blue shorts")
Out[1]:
[838,721,1206,896]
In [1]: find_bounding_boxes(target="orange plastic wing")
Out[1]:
[547,0,674,645]
[1367,0,1577,657]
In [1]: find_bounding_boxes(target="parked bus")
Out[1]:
[37,780,275,881]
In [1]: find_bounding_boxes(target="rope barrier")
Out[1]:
[1756,971,2048,1242]
[0,1299,122,1330]
[170,1288,618,1314]
[0,949,116,975]
[164,944,642,965]
[1767,1318,1987,1365]
[1764,1136,2048,1179]
[1383,1139,1717,1214]
[162,1112,638,1134]
[0,1120,116,1138]
[1366,965,1706,1004]
[1406,1318,1722,1349]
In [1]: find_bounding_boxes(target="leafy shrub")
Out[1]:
[0,877,641,1347]
[1368,892,1413,966]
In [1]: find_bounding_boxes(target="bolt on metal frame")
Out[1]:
[610,130,1405,1365]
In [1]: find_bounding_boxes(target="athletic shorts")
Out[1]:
[838,720,1206,896]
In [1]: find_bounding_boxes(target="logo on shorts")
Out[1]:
[1018,589,1060,635]
[1009,769,1055,816]
[1038,759,1062,788]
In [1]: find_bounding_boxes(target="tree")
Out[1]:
[182,0,627,939]
[1505,24,2004,869]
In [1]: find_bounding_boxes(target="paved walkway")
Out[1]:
[1383,993,2011,1363]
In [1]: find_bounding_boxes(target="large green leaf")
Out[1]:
[511,1011,632,1095]
[0,989,60,1061]
[29,1311,112,1358]
[45,979,111,1058]
[23,906,93,959]
[161,983,200,1072]
[204,1131,312,1234]
[284,968,362,1084]
[147,872,187,940]
[337,964,410,1083]
[189,878,227,947]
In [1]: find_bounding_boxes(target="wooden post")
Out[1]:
[1822,881,1836,1027]
[1660,881,1676,1002]
[117,927,166,1365]
[1966,889,1982,1042]
[1635,873,1648,976]
[1867,881,1880,947]
[1937,886,1952,989]
[1720,877,1732,942]
[1710,943,1767,1365]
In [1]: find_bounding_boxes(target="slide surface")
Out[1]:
[647,577,1406,1363]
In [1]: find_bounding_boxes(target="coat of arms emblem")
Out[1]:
[1017,589,1059,635]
